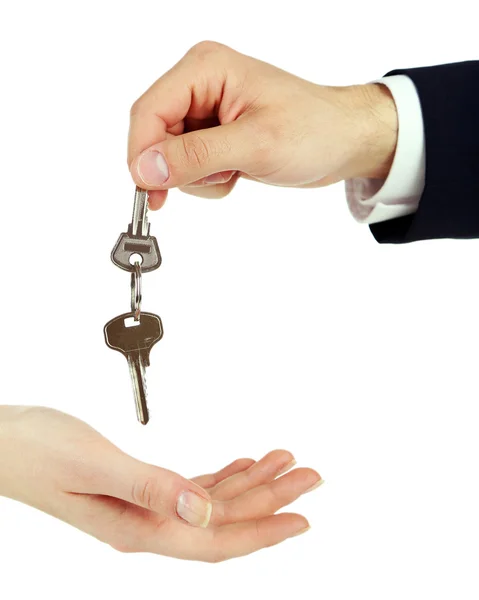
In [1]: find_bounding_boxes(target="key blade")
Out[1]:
[128,353,149,425]
[132,186,149,237]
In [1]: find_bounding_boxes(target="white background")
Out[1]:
[0,0,478,598]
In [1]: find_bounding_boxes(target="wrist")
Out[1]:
[348,82,399,180]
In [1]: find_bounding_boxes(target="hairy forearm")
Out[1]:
[311,82,399,188]
[339,81,399,182]
[360,82,399,179]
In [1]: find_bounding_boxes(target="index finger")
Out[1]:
[190,458,256,489]
[127,42,229,167]
[127,63,192,167]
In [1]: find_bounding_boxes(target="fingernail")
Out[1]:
[289,525,311,538]
[176,491,212,528]
[304,478,325,493]
[276,459,297,477]
[137,150,169,186]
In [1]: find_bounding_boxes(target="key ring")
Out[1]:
[130,260,142,321]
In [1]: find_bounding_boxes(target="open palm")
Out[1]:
[0,406,322,562]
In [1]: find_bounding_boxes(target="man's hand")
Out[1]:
[128,41,398,209]
[0,406,322,562]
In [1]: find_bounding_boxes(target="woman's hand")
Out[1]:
[0,406,322,562]
[128,41,398,209]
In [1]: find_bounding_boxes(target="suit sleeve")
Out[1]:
[369,61,479,244]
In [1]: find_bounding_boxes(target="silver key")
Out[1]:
[104,312,163,424]
[111,187,162,273]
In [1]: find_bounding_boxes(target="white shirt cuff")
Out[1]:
[345,74,426,225]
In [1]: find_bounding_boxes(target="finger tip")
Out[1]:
[270,449,295,459]
[278,513,310,537]
[305,468,322,479]
[303,474,324,493]
[275,449,296,466]
[289,524,311,539]
[148,189,168,210]
[276,458,297,477]
[294,515,310,531]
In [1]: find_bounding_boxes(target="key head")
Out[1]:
[104,312,163,365]
[111,230,161,273]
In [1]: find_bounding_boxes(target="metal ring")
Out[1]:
[130,260,142,321]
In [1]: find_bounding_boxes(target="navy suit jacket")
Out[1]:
[369,61,479,244]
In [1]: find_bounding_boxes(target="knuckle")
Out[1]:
[188,40,225,60]
[178,134,211,169]
[131,476,159,510]
[129,98,144,118]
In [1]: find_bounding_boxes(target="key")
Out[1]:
[104,312,163,425]
[111,186,162,273]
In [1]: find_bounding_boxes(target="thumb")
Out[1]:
[130,121,259,189]
[95,452,213,528]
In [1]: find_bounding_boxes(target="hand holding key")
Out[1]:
[0,406,323,562]
[127,42,398,210]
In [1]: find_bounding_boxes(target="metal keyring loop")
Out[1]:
[130,260,142,321]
